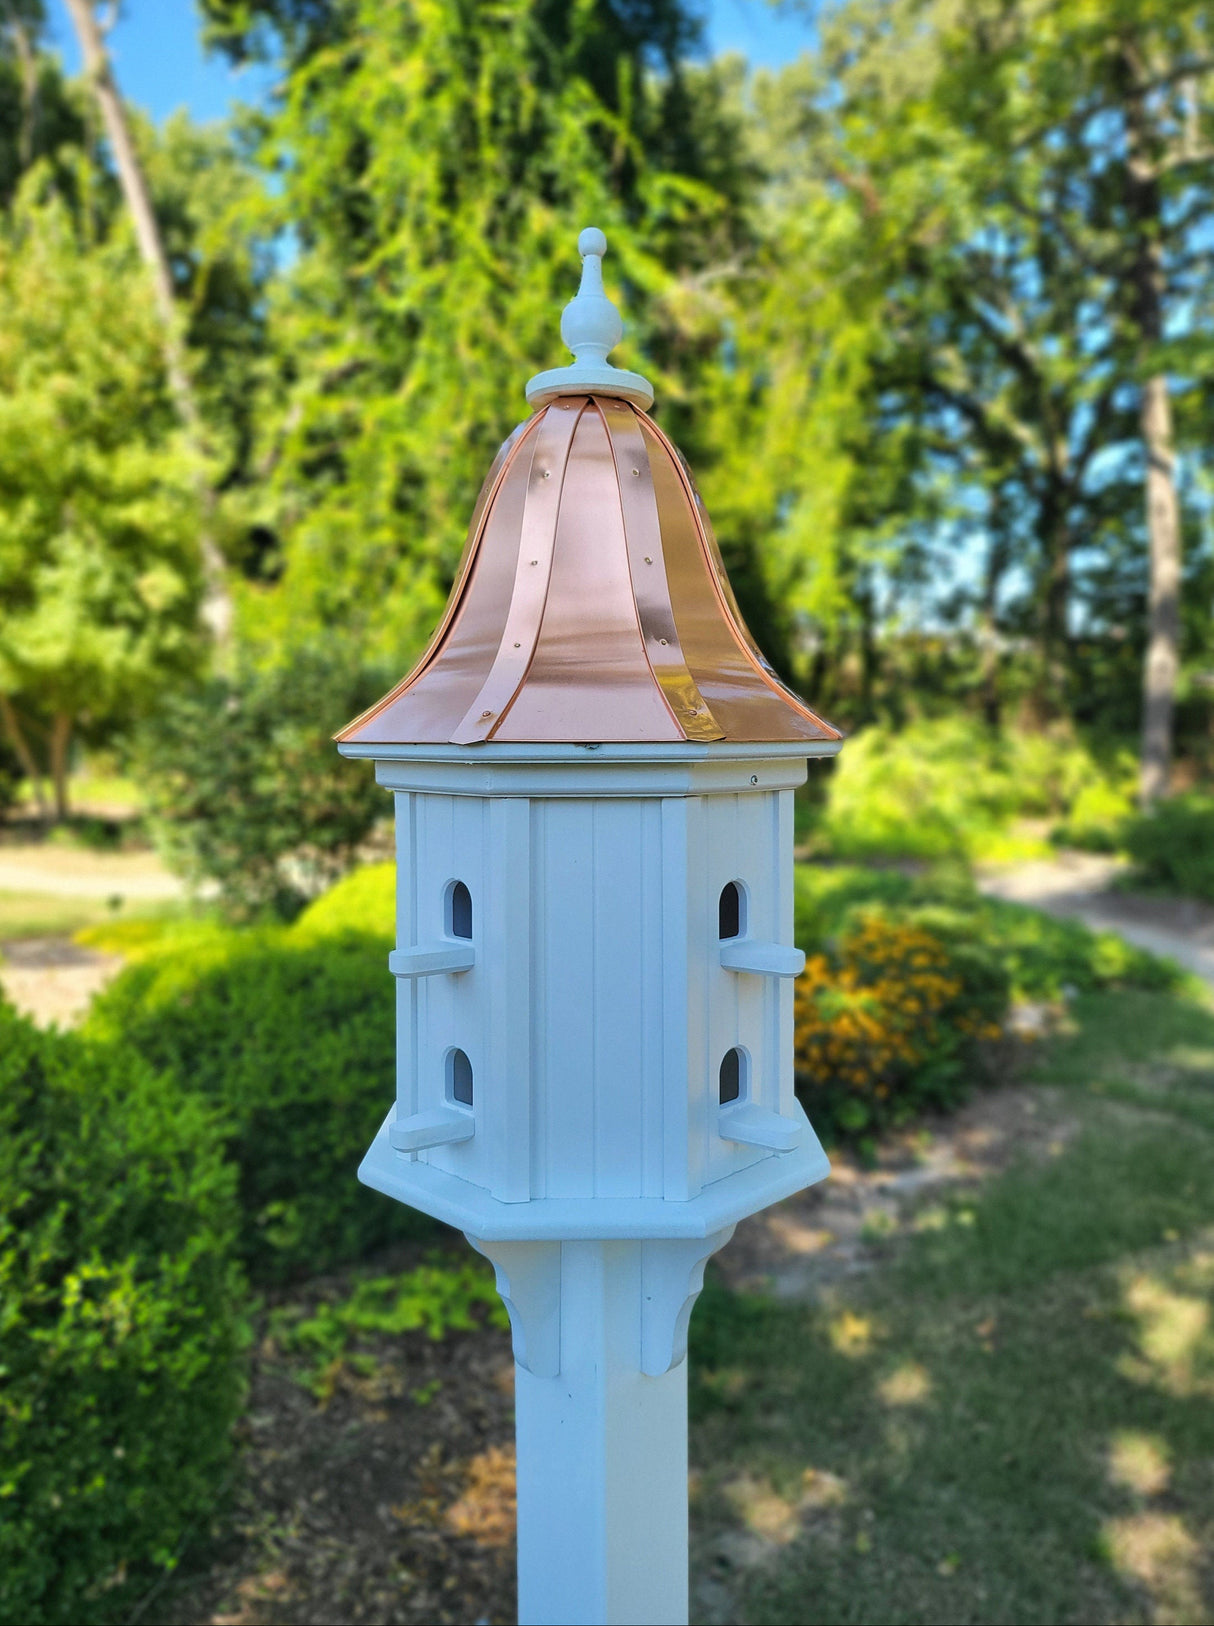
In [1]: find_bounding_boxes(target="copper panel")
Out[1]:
[497,402,681,741]
[450,399,588,744]
[646,413,839,734]
[596,397,723,742]
[638,414,840,742]
[337,415,538,743]
[669,438,781,676]
[338,391,839,748]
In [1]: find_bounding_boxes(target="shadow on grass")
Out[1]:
[690,988,1214,1626]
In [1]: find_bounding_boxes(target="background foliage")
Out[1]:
[83,900,426,1283]
[1,0,1209,847]
[0,999,246,1625]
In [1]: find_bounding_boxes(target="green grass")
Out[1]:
[690,985,1214,1624]
[0,891,137,940]
[0,894,198,946]
[14,770,143,817]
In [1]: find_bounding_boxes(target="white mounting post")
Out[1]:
[472,1230,733,1626]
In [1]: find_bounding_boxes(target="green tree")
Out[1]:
[198,0,752,668]
[64,0,239,647]
[0,1,90,203]
[0,173,203,819]
[779,0,1214,766]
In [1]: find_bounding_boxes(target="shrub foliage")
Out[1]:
[0,1001,245,1626]
[812,718,1135,863]
[84,925,429,1283]
[1122,792,1214,902]
[135,645,390,921]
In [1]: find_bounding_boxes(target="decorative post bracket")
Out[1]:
[468,1228,735,1379]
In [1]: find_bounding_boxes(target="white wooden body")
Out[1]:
[342,742,832,1241]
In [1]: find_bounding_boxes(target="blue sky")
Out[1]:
[43,1,813,128]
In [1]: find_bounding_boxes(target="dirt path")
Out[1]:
[0,843,186,900]
[0,844,188,1023]
[977,851,1214,988]
[0,937,123,1028]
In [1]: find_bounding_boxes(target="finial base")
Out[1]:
[526,361,654,410]
[527,225,655,410]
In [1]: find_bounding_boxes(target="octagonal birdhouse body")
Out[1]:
[342,740,830,1240]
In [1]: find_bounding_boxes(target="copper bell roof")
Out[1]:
[338,231,839,749]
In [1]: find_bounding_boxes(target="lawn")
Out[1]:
[689,986,1214,1625]
[0,890,124,939]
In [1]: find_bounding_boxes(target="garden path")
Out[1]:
[0,936,123,1027]
[976,851,1214,988]
[0,842,184,899]
[0,845,186,1023]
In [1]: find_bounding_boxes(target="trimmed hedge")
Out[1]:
[291,860,394,944]
[84,924,431,1283]
[0,1000,245,1625]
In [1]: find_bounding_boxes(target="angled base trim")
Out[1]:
[358,1103,829,1240]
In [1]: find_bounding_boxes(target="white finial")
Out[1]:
[526,226,654,410]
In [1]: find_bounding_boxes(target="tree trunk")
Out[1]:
[979,537,1007,731]
[49,713,72,823]
[857,578,878,723]
[1139,373,1181,806]
[0,692,50,822]
[62,0,233,652]
[1121,41,1182,808]
[1036,483,1070,721]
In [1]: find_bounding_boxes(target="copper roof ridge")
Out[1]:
[335,412,543,744]
[450,397,588,744]
[595,395,722,742]
[641,410,843,742]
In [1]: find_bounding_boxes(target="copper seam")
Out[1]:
[334,415,539,742]
[642,412,843,740]
[450,399,587,744]
[596,398,723,743]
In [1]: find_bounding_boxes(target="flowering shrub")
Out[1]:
[794,915,1008,1143]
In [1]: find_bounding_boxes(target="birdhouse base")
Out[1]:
[358,1101,829,1240]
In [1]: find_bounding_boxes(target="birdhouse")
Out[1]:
[337,227,841,1626]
